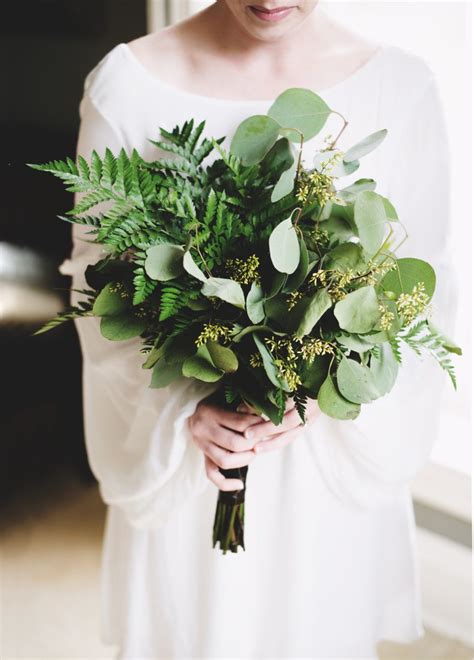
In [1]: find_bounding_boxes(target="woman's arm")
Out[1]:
[61,93,227,529]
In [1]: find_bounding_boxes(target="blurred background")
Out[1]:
[1,1,472,658]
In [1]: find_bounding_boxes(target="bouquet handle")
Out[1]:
[212,465,248,553]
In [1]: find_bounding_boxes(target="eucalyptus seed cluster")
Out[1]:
[378,303,396,331]
[396,282,430,325]
[296,169,337,207]
[195,322,232,347]
[225,254,260,285]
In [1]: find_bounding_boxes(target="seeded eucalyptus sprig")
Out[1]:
[28,87,461,554]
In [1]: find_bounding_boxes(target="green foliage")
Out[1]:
[400,320,458,389]
[30,91,460,424]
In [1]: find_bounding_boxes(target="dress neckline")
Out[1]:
[118,41,388,106]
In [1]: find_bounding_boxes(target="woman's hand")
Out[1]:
[188,399,262,491]
[239,398,320,454]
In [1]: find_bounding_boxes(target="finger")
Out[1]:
[205,455,244,491]
[206,442,257,470]
[253,428,301,454]
[218,409,262,433]
[212,427,257,452]
[244,407,302,442]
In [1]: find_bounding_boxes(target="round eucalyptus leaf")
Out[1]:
[325,243,366,272]
[343,128,388,162]
[334,285,381,333]
[182,345,224,382]
[332,159,360,178]
[201,277,245,309]
[380,257,436,300]
[336,333,377,352]
[294,288,333,338]
[369,343,399,396]
[338,178,377,202]
[246,281,265,324]
[284,238,309,291]
[145,244,185,281]
[253,334,290,392]
[318,374,361,420]
[271,156,298,202]
[300,355,331,398]
[100,314,147,341]
[336,356,380,404]
[92,282,129,317]
[207,341,239,373]
[183,250,207,282]
[269,216,300,274]
[229,114,280,166]
[260,136,294,177]
[150,358,183,389]
[268,88,331,142]
[354,190,387,257]
[380,195,399,222]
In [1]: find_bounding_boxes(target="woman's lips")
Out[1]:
[248,5,295,22]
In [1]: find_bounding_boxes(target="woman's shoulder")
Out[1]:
[379,42,437,93]
[82,27,188,102]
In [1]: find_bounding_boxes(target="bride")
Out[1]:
[60,1,452,657]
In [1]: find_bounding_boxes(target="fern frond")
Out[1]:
[294,389,308,424]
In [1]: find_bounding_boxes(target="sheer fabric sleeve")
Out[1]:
[60,93,216,529]
[310,72,458,509]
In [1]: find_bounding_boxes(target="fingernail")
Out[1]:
[245,429,254,440]
[237,481,244,489]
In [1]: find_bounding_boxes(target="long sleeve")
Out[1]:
[60,92,216,529]
[309,70,458,510]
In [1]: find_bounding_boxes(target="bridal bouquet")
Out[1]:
[28,87,460,553]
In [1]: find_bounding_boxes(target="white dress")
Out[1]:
[60,41,455,659]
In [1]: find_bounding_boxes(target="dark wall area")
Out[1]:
[1,0,147,501]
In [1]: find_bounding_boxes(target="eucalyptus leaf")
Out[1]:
[271,154,298,202]
[338,178,376,202]
[294,288,332,338]
[369,343,399,396]
[325,243,366,272]
[93,282,129,317]
[269,215,300,274]
[353,190,387,256]
[246,281,265,324]
[260,136,294,177]
[380,257,436,300]
[201,277,245,308]
[100,314,147,341]
[284,238,309,291]
[253,334,289,391]
[150,358,183,388]
[145,244,185,281]
[207,341,239,373]
[268,88,331,142]
[336,333,377,352]
[265,269,287,299]
[334,285,381,333]
[230,114,281,166]
[318,374,361,420]
[182,345,224,382]
[300,355,331,397]
[183,250,207,282]
[380,195,399,222]
[344,129,388,162]
[336,356,380,404]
